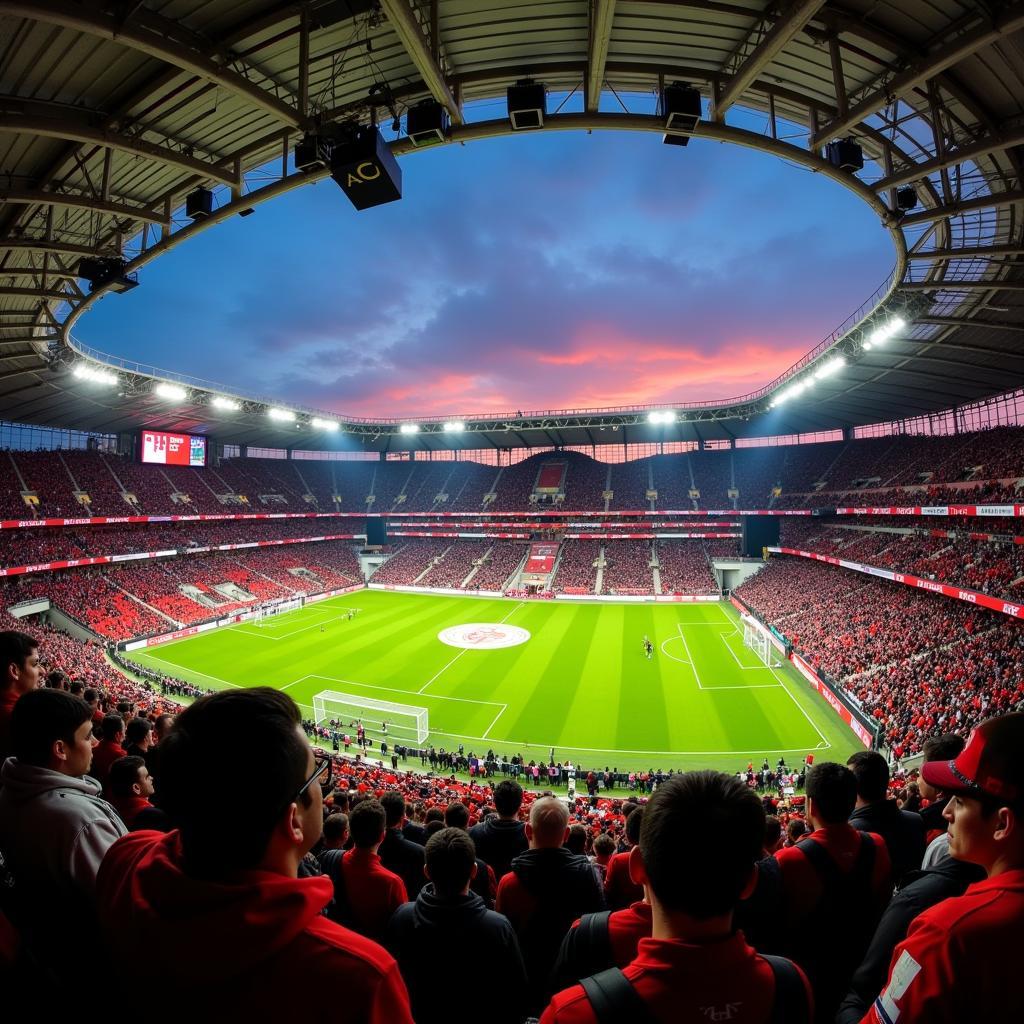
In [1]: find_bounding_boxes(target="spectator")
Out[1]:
[444,800,497,908]
[379,790,426,899]
[387,828,528,1024]
[469,778,528,879]
[771,762,892,1024]
[0,631,42,763]
[321,812,349,850]
[764,816,784,856]
[95,688,412,1022]
[496,796,606,1014]
[91,713,126,785]
[541,772,812,1023]
[847,750,926,886]
[0,690,126,973]
[330,798,408,941]
[123,716,154,766]
[917,733,966,842]
[858,713,1024,1024]
[590,832,616,884]
[107,755,169,832]
[604,806,644,909]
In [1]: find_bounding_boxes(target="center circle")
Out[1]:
[438,623,532,650]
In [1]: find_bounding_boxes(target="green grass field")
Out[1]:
[129,589,861,772]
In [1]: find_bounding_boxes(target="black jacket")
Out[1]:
[378,827,426,898]
[836,856,986,1024]
[468,815,528,880]
[849,799,926,885]
[387,885,527,1024]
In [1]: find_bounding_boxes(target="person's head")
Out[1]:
[786,818,808,845]
[424,827,477,898]
[349,799,387,851]
[10,689,95,776]
[322,812,349,849]
[805,762,858,827]
[100,714,124,744]
[847,750,890,805]
[565,823,588,855]
[444,801,470,831]
[624,805,644,847]
[919,733,966,802]
[922,714,1024,875]
[632,771,764,922]
[0,631,42,697]
[493,779,524,818]
[125,716,153,751]
[379,790,408,830]
[152,713,174,743]
[526,796,569,849]
[108,756,155,800]
[764,815,783,853]
[593,833,616,864]
[158,688,325,878]
[45,670,70,691]
[83,688,98,709]
[425,806,444,825]
[424,819,445,837]
[69,681,84,697]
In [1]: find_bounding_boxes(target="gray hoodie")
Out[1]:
[0,756,127,898]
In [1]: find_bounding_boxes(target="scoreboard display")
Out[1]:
[140,430,206,467]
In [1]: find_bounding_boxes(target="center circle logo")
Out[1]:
[438,623,531,650]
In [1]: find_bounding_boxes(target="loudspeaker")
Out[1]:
[329,126,402,210]
[406,100,449,147]
[507,81,546,130]
[896,186,918,211]
[295,134,331,173]
[185,188,214,220]
[825,138,864,172]
[366,518,388,546]
[741,516,780,558]
[311,0,376,29]
[662,82,702,146]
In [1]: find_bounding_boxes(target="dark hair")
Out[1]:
[565,823,588,855]
[444,801,470,830]
[108,756,147,798]
[922,734,966,764]
[153,713,174,738]
[764,815,783,848]
[0,631,37,684]
[45,670,69,690]
[425,806,444,824]
[349,799,387,848]
[425,827,477,897]
[847,750,890,803]
[493,779,524,817]
[806,762,858,824]
[786,819,807,843]
[69,681,84,696]
[83,688,98,704]
[11,689,92,767]
[593,833,616,857]
[625,805,644,845]
[125,716,152,746]
[158,688,309,875]
[639,771,764,919]
[322,812,349,843]
[379,790,406,828]
[100,714,124,742]
[424,819,445,837]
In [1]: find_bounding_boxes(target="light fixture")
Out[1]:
[864,315,907,351]
[648,411,677,424]
[212,396,240,411]
[443,421,465,432]
[813,356,847,380]
[73,364,118,385]
[311,417,339,431]
[399,423,420,434]
[155,383,186,401]
[268,408,296,422]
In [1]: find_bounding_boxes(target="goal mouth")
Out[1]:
[311,689,429,745]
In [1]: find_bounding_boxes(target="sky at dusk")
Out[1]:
[76,118,894,419]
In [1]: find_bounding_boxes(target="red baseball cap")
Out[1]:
[921,713,1024,805]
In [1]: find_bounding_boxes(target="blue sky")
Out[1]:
[76,117,893,418]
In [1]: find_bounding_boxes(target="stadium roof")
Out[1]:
[1,0,1022,452]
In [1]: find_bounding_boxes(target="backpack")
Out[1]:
[318,848,356,928]
[579,955,809,1024]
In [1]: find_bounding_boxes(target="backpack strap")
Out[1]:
[797,833,876,892]
[318,848,354,926]
[762,954,811,1024]
[577,910,613,965]
[580,968,655,1024]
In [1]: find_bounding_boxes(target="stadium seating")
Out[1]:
[656,541,719,594]
[551,540,602,594]
[601,540,654,594]
[419,540,492,589]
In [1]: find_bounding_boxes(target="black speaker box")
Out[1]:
[330,126,402,210]
[825,138,864,172]
[406,100,449,147]
[366,518,388,546]
[741,516,780,558]
[186,188,214,220]
[507,81,546,130]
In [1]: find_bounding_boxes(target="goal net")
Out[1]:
[311,690,429,746]
[254,596,303,626]
[742,614,782,668]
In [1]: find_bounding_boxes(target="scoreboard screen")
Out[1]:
[140,430,206,467]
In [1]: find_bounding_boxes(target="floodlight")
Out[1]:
[399,423,420,434]
[312,417,339,431]
[212,396,240,410]
[269,408,296,422]
[155,383,186,401]
[647,411,677,424]
[813,356,846,380]
[443,421,465,432]
[73,364,117,385]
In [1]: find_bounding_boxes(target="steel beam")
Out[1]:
[907,244,1024,261]
[712,0,827,122]
[0,189,169,226]
[900,279,1024,292]
[0,286,73,299]
[811,5,1024,147]
[586,0,617,114]
[916,316,1024,333]
[379,0,463,126]
[899,190,1024,227]
[874,128,1024,192]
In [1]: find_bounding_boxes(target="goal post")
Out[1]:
[311,690,429,745]
[253,596,304,626]
[741,614,782,668]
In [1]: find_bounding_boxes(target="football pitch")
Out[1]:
[129,589,861,772]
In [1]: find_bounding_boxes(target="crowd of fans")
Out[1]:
[656,540,719,594]
[552,540,602,594]
[601,540,654,594]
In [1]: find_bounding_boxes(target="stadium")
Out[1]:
[0,1,1022,1021]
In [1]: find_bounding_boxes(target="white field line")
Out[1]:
[481,704,510,739]
[292,672,504,708]
[232,611,354,641]
[417,601,525,695]
[134,654,242,690]
[717,628,770,673]
[769,663,830,749]
[676,623,705,690]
